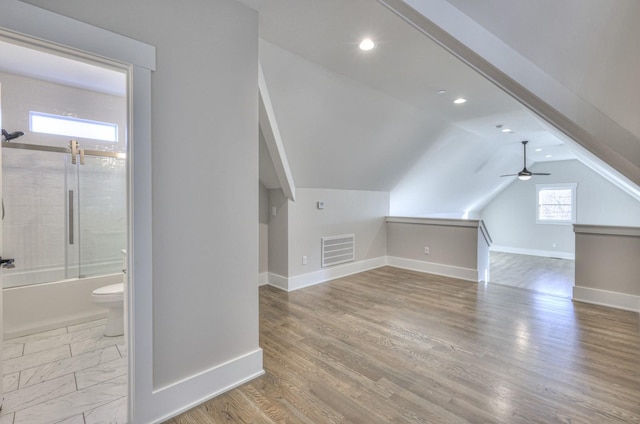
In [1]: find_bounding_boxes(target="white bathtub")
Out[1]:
[3,273,123,339]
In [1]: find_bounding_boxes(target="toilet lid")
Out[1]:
[93,283,124,296]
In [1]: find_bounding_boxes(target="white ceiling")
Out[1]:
[253,0,584,214]
[0,39,126,96]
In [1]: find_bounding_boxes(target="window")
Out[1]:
[536,183,577,224]
[30,111,118,142]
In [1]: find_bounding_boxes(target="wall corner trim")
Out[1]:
[573,224,640,237]
[258,63,296,201]
[386,216,480,228]
[573,286,640,313]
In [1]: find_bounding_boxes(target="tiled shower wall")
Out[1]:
[0,71,127,287]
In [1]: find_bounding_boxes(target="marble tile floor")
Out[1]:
[489,251,575,298]
[1,319,127,424]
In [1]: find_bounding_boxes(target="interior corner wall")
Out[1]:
[268,188,289,277]
[259,182,269,276]
[287,188,389,278]
[22,0,262,409]
[481,160,640,256]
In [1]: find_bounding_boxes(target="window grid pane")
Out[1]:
[536,186,575,223]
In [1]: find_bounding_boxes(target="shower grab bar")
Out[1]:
[68,190,74,245]
[1,141,126,159]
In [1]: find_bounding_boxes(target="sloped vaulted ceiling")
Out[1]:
[445,0,640,142]
[253,0,639,216]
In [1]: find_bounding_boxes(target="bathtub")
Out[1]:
[3,273,123,339]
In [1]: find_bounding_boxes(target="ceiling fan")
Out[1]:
[500,140,550,181]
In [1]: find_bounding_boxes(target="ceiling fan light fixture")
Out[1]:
[518,174,532,181]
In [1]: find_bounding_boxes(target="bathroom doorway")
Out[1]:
[0,33,130,423]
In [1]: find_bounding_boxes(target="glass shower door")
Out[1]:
[2,148,72,287]
[77,155,126,278]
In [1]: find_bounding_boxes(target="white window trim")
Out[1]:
[536,183,577,225]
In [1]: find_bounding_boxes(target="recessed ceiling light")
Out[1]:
[535,148,543,152]
[453,98,467,104]
[359,38,375,51]
[545,154,552,158]
[501,128,512,133]
[437,89,446,95]
[495,124,503,129]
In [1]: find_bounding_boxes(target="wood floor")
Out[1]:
[489,252,574,298]
[167,266,640,424]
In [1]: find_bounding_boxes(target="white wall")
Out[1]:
[21,0,262,417]
[481,160,640,257]
[287,188,389,278]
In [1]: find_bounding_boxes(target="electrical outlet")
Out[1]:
[302,255,308,265]
[424,247,430,255]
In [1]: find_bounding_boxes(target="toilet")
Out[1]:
[92,283,124,337]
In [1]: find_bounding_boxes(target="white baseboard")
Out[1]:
[265,257,386,292]
[150,348,264,424]
[258,272,268,286]
[288,257,387,291]
[386,256,478,282]
[491,245,575,260]
[573,286,640,313]
[266,273,288,291]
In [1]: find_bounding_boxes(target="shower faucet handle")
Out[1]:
[0,257,15,269]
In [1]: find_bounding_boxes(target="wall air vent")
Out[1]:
[321,234,355,268]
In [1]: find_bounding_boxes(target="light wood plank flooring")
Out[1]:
[167,266,640,423]
[490,252,574,298]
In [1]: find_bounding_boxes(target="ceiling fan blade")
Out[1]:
[498,141,550,179]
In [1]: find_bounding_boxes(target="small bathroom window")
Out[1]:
[30,111,118,142]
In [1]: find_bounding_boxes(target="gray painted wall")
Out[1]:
[259,183,269,274]
[287,189,389,277]
[268,188,289,277]
[387,222,478,270]
[481,160,640,256]
[575,231,640,297]
[24,0,261,390]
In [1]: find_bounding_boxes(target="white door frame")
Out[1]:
[0,2,155,422]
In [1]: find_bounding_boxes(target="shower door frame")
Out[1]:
[0,6,156,422]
